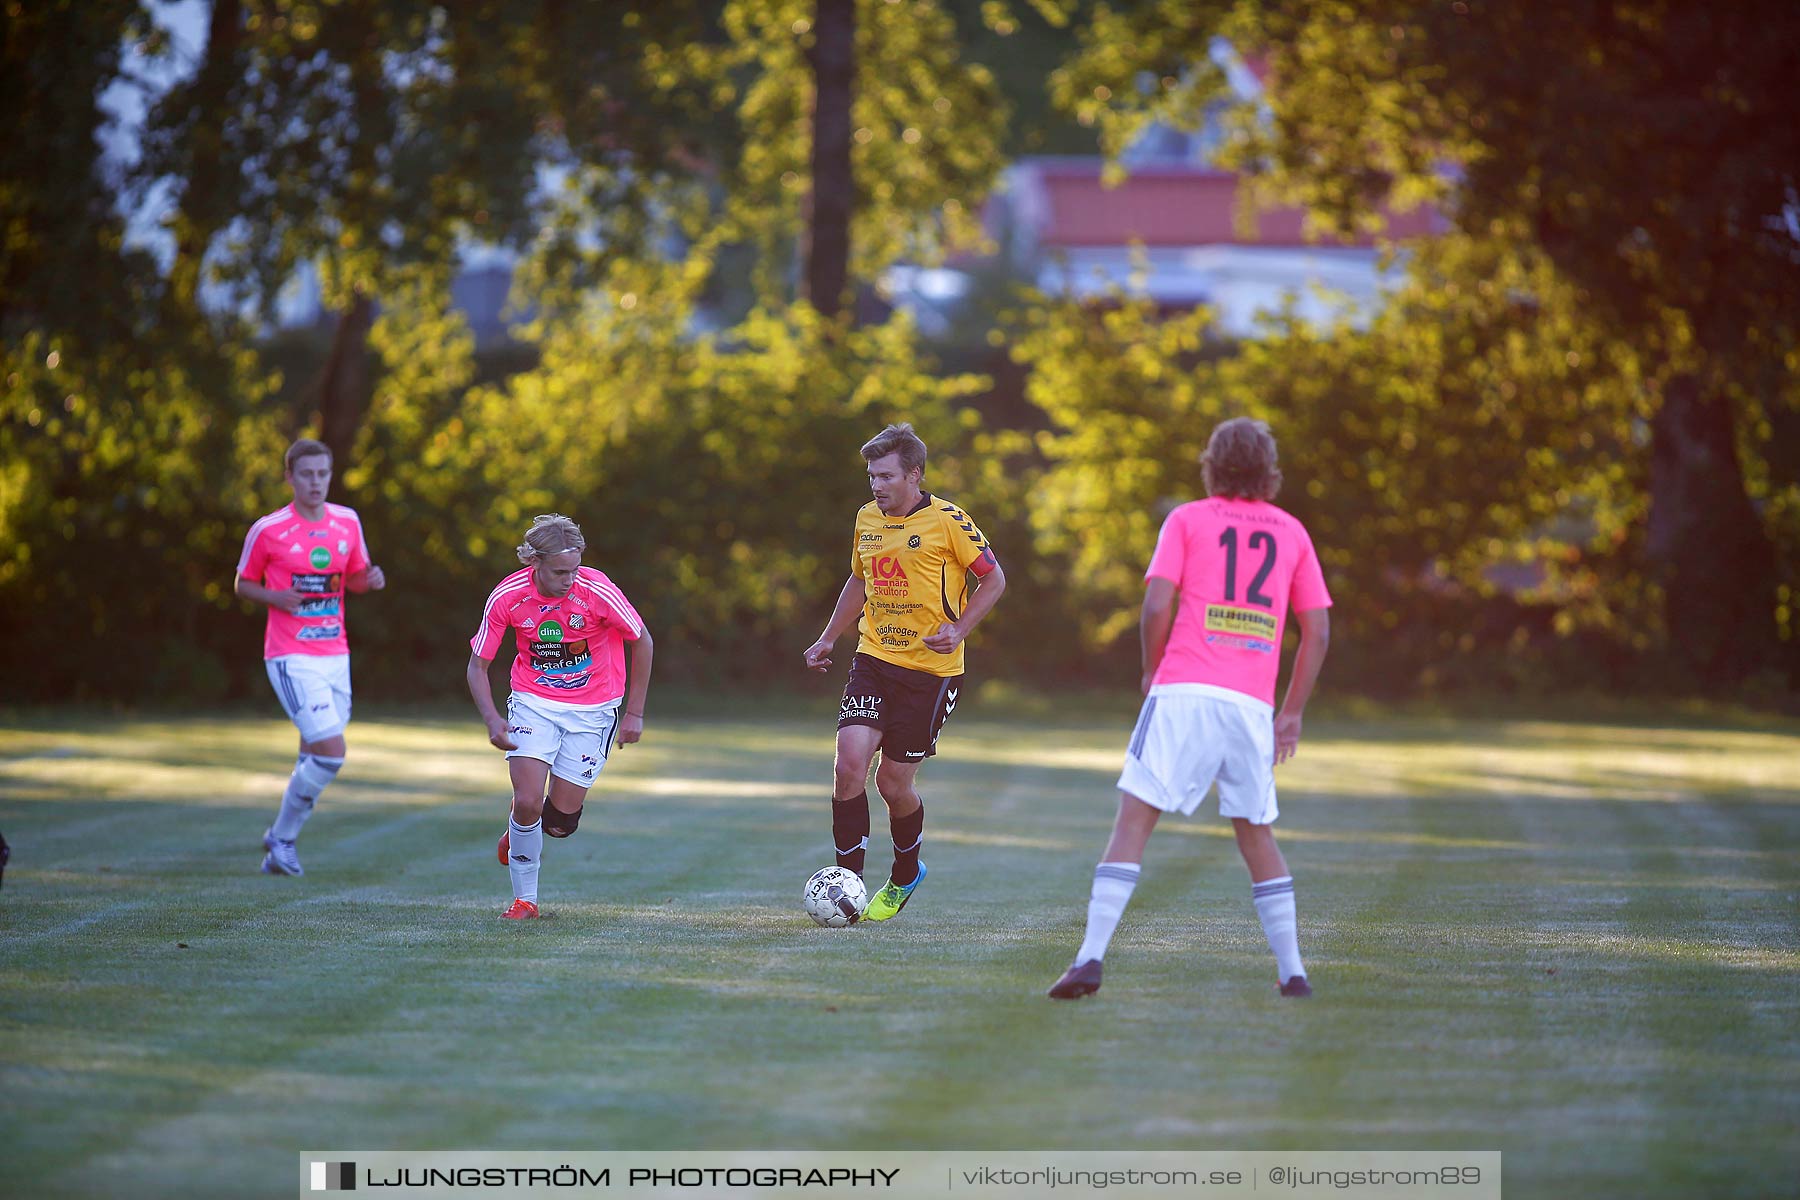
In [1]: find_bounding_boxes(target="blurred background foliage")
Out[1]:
[2,0,1795,705]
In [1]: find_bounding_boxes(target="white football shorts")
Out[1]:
[1117,683,1279,823]
[504,692,620,788]
[266,653,353,743]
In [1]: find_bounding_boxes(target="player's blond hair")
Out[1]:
[861,422,927,477]
[1201,418,1283,501]
[516,513,586,564]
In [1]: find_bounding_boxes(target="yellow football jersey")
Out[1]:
[851,493,996,677]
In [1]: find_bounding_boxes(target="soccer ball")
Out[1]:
[802,866,867,927]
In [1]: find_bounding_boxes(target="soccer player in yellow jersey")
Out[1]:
[803,423,1006,921]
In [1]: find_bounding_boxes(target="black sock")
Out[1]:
[890,803,924,887]
[832,791,870,876]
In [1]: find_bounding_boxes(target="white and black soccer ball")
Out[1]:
[802,866,867,927]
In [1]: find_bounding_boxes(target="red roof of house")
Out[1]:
[1019,160,1442,249]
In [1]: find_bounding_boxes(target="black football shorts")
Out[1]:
[836,653,963,762]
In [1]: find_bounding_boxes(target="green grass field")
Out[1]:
[2,701,1797,1199]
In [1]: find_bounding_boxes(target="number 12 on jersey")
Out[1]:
[1219,527,1277,607]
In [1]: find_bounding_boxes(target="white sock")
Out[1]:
[271,755,342,841]
[507,816,543,903]
[1076,861,1141,964]
[1252,875,1305,982]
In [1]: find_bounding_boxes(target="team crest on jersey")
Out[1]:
[908,535,921,548]
[569,614,585,630]
[337,539,349,554]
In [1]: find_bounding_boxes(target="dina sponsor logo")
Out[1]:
[1203,632,1276,653]
[309,546,332,570]
[537,619,564,643]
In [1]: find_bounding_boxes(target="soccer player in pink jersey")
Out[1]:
[467,514,654,919]
[1049,418,1332,1000]
[235,438,387,877]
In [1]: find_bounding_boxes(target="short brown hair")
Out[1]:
[516,513,586,564]
[1201,418,1282,501]
[284,437,332,473]
[860,422,927,477]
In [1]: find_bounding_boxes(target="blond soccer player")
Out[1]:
[803,423,1007,921]
[467,515,654,919]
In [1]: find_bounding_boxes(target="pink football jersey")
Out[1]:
[471,566,645,706]
[236,503,372,658]
[1145,497,1332,705]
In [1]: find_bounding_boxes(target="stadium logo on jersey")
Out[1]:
[538,620,564,642]
[908,535,921,548]
[309,546,332,569]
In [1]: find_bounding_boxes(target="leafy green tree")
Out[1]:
[1,2,286,699]
[1049,0,1800,687]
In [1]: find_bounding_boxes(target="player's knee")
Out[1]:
[511,794,545,824]
[833,762,869,795]
[542,803,583,839]
[293,754,343,796]
[873,766,916,804]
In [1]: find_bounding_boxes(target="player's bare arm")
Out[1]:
[922,558,1007,653]
[347,565,386,592]
[617,628,655,747]
[1138,577,1179,694]
[234,573,305,615]
[804,576,869,672]
[1274,607,1331,766]
[464,651,517,751]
